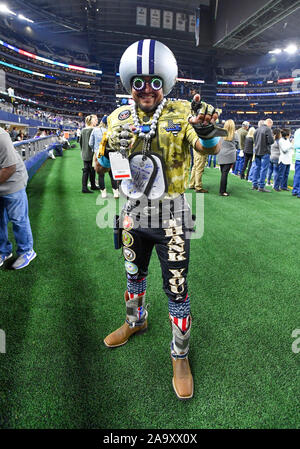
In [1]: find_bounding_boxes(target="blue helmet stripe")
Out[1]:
[149,40,155,74]
[137,40,143,74]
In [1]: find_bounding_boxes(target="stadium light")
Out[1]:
[176,77,205,84]
[0,3,16,15]
[284,44,298,54]
[268,49,282,54]
[18,13,34,23]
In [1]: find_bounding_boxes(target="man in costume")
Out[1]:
[101,40,225,399]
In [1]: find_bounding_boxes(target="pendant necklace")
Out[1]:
[131,98,167,160]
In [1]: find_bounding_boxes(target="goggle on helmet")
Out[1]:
[119,39,178,96]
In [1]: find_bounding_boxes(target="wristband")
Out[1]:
[199,137,220,148]
[98,155,111,168]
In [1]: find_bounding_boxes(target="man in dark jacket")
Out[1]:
[80,114,100,193]
[252,118,274,192]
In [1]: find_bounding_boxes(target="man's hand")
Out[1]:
[189,94,219,126]
[188,94,224,155]
[0,165,16,184]
[110,124,135,152]
[189,94,227,152]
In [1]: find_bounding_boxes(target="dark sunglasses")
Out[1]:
[131,76,163,91]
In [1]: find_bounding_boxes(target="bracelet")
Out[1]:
[199,137,220,148]
[98,155,111,168]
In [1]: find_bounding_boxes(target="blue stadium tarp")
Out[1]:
[24,149,50,181]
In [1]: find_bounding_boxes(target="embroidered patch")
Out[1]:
[164,119,181,136]
[123,247,136,262]
[123,215,134,230]
[118,110,131,121]
[122,230,134,247]
[167,106,176,114]
[125,261,138,275]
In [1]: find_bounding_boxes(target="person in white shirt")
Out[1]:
[278,128,294,191]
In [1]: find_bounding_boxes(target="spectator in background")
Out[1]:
[189,152,209,193]
[10,127,18,142]
[278,128,293,191]
[0,128,36,269]
[76,127,81,143]
[252,118,274,192]
[89,116,119,199]
[217,120,239,196]
[268,128,281,191]
[16,131,25,142]
[207,154,217,168]
[233,121,249,176]
[240,126,255,180]
[248,120,265,183]
[80,114,99,194]
[292,128,300,198]
[188,85,210,193]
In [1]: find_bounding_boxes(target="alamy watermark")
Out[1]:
[0,329,6,354]
[95,192,205,239]
[292,329,300,354]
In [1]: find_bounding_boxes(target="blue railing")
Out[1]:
[13,135,68,180]
[13,135,59,161]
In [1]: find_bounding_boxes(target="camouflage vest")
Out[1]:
[107,100,198,195]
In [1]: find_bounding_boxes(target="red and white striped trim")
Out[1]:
[170,314,190,333]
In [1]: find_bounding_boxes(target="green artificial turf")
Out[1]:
[0,144,299,429]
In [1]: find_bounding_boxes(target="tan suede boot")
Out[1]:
[172,357,194,399]
[170,317,193,399]
[104,291,148,348]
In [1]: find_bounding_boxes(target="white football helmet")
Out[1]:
[119,39,178,96]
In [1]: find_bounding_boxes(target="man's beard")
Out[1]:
[138,102,160,113]
[135,95,163,113]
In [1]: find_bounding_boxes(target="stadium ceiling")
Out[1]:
[213,0,300,52]
[2,0,300,63]
[2,0,213,70]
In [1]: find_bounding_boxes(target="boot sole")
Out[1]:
[103,326,148,348]
[172,377,194,400]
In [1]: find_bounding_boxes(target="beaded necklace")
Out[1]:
[130,98,167,156]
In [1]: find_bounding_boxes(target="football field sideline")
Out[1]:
[1,143,299,429]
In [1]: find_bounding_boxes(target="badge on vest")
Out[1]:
[164,119,181,136]
[118,110,131,121]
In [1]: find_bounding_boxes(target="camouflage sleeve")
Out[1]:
[185,122,199,149]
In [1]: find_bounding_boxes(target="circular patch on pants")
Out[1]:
[123,215,134,230]
[125,261,138,275]
[123,247,136,262]
[122,230,134,247]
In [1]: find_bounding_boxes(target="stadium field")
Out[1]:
[1,143,299,429]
